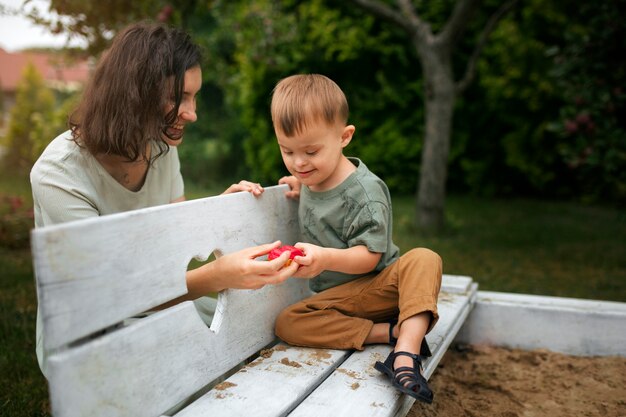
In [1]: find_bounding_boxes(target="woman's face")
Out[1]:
[163,65,202,146]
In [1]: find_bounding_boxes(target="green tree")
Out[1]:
[344,0,519,231]
[1,63,70,172]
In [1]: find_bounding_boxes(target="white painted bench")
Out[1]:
[32,185,477,417]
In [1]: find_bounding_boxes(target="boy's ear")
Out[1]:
[340,125,356,148]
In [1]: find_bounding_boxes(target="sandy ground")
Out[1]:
[408,344,626,417]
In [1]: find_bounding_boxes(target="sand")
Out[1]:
[407,344,626,417]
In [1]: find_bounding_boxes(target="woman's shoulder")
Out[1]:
[35,130,79,161]
[31,130,88,181]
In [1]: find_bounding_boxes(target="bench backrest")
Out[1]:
[31,185,310,417]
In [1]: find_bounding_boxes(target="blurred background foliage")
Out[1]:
[186,0,626,202]
[1,0,623,203]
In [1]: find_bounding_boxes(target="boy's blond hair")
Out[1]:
[271,74,349,137]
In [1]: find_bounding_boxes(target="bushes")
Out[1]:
[0,195,33,249]
[547,1,626,202]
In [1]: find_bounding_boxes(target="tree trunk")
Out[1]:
[415,41,455,232]
[345,0,515,233]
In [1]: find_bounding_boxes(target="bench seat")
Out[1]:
[171,275,476,417]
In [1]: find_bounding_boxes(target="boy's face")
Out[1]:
[275,120,355,192]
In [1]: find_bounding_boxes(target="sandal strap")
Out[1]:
[388,319,398,346]
[394,360,426,388]
[394,366,418,374]
[392,351,424,371]
[393,351,420,361]
[397,376,420,390]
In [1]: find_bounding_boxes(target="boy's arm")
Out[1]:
[292,243,381,278]
[324,245,382,274]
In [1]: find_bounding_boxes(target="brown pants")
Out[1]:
[275,248,442,350]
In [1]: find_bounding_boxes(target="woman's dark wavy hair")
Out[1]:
[69,22,201,162]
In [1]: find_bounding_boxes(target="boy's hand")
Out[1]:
[290,243,326,278]
[222,180,264,196]
[278,175,300,200]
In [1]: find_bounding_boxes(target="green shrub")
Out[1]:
[0,195,33,249]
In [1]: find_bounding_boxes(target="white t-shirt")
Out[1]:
[30,130,186,376]
[31,130,185,227]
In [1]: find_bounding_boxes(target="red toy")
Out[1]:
[268,245,304,266]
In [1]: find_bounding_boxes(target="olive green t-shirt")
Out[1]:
[299,157,399,292]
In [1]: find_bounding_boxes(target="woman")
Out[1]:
[30,22,299,376]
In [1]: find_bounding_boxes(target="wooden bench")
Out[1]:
[32,185,477,417]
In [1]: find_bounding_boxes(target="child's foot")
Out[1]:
[374,350,433,403]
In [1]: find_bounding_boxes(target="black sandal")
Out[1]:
[387,319,432,358]
[374,350,433,404]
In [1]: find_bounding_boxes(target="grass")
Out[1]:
[393,195,626,301]
[1,173,625,417]
[0,247,49,416]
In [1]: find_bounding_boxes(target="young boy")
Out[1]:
[271,74,442,404]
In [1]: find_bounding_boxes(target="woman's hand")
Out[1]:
[165,241,299,309]
[278,176,301,200]
[207,241,299,291]
[222,180,264,196]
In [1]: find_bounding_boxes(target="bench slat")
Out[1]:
[32,186,299,351]
[48,268,312,417]
[48,303,217,417]
[174,345,351,417]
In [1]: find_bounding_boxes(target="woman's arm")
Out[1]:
[159,241,299,308]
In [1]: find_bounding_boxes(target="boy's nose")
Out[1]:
[294,156,307,168]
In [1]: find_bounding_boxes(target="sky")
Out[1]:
[0,0,85,51]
